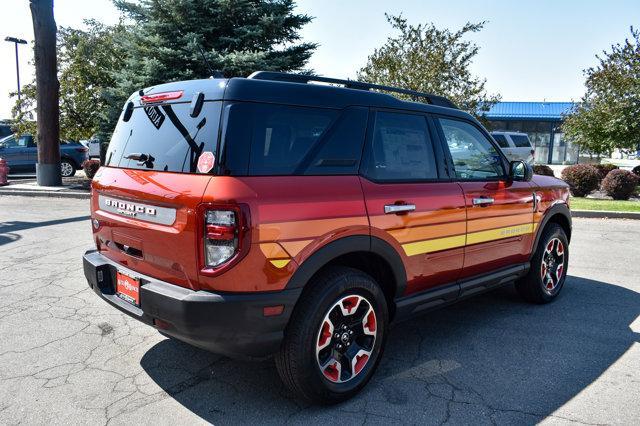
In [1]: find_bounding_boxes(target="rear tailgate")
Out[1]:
[91,167,212,290]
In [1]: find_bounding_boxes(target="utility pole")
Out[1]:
[4,37,28,103]
[30,0,61,186]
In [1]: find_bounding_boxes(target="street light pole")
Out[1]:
[4,37,28,103]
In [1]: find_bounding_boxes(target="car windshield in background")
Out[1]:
[511,134,532,148]
[105,101,222,174]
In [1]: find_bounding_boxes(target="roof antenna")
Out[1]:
[196,44,223,78]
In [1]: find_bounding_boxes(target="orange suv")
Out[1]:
[83,72,571,404]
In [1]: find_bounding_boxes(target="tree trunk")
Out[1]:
[30,0,61,186]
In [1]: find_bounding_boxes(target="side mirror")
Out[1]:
[510,160,533,182]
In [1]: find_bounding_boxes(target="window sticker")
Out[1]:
[144,106,166,129]
[197,151,215,173]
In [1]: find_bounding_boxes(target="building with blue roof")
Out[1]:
[483,102,578,164]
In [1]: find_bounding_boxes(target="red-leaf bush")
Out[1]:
[533,164,555,177]
[82,159,100,179]
[592,163,618,182]
[561,164,599,197]
[600,169,640,200]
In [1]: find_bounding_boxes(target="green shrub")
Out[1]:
[533,164,555,177]
[592,163,618,182]
[561,164,599,197]
[82,159,100,179]
[600,169,640,200]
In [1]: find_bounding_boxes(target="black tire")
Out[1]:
[60,159,76,177]
[276,266,388,405]
[517,223,569,303]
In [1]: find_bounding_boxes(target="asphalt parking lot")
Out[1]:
[0,195,638,425]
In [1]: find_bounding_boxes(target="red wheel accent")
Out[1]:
[546,240,554,252]
[341,296,360,314]
[323,361,340,382]
[365,310,376,333]
[318,320,332,349]
[353,353,369,375]
[556,264,564,281]
[556,242,564,256]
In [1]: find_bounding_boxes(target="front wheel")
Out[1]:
[60,159,76,177]
[276,267,388,404]
[517,223,569,303]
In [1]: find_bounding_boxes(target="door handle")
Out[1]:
[472,197,494,206]
[384,204,416,214]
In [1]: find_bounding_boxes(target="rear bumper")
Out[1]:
[83,250,301,358]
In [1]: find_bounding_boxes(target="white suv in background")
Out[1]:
[491,131,535,164]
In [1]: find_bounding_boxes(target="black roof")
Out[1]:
[133,71,475,123]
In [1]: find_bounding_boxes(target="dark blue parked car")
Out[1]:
[0,134,89,177]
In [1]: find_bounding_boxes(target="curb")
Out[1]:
[572,210,640,220]
[0,188,90,199]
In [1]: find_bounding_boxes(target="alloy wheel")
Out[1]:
[541,237,565,294]
[61,162,73,177]
[315,294,377,384]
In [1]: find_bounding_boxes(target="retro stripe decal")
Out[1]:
[402,234,467,256]
[400,222,536,256]
[466,223,535,246]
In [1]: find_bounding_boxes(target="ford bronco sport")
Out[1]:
[83,72,571,404]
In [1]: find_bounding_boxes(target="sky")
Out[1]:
[0,0,639,119]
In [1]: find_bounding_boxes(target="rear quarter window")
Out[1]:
[220,103,367,176]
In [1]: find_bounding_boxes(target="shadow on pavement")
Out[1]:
[0,215,90,246]
[140,276,640,423]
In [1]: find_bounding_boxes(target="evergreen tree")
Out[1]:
[102,0,316,135]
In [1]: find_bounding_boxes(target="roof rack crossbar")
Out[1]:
[247,71,457,109]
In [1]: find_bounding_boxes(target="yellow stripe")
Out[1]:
[400,223,536,256]
[466,223,535,245]
[402,234,466,256]
[269,259,291,268]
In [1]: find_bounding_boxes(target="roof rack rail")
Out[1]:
[247,71,458,109]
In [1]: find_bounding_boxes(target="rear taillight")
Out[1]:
[198,204,250,276]
[76,147,88,153]
[204,210,238,267]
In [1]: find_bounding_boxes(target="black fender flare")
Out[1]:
[530,203,572,259]
[285,235,407,298]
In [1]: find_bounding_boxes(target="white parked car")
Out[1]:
[79,138,101,159]
[491,132,535,164]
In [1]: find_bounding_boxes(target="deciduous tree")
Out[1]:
[562,28,640,156]
[358,14,500,117]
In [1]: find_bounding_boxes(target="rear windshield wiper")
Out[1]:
[124,152,155,168]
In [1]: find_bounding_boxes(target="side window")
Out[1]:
[438,118,505,180]
[510,134,532,148]
[222,103,367,176]
[17,135,32,148]
[364,112,437,181]
[492,134,510,148]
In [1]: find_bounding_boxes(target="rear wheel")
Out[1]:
[60,159,76,177]
[276,267,388,404]
[517,223,569,303]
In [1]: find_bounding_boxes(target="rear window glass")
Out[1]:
[221,103,367,176]
[492,134,510,148]
[510,134,532,148]
[105,101,222,173]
